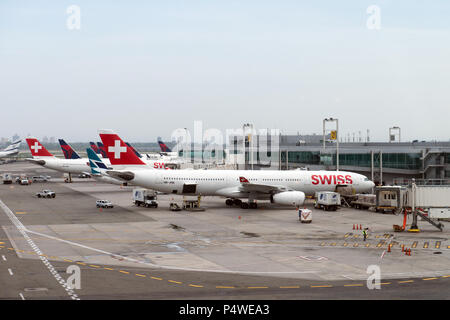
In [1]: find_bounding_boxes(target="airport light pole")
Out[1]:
[323,118,339,171]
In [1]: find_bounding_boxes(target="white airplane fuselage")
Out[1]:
[128,169,374,199]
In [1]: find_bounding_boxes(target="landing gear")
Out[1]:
[225,199,234,206]
[240,202,249,209]
[233,199,242,206]
[249,202,257,209]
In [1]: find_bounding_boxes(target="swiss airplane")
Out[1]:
[25,138,92,174]
[0,140,21,158]
[99,130,375,208]
[26,137,177,175]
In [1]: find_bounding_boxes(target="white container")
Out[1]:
[429,208,450,219]
[299,209,312,223]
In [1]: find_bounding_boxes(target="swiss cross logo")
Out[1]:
[31,142,42,153]
[108,140,127,159]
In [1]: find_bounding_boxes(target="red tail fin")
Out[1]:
[98,130,146,165]
[25,138,53,157]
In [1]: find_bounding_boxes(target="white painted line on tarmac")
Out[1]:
[19,293,25,300]
[2,255,6,261]
[24,228,319,276]
[0,199,80,300]
[8,268,13,276]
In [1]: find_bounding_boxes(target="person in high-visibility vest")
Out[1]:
[363,228,368,241]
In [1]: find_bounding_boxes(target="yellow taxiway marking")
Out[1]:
[76,262,86,266]
[380,282,391,285]
[353,243,359,247]
[424,242,429,249]
[247,286,268,289]
[189,284,204,288]
[15,212,27,214]
[216,286,235,289]
[353,235,359,238]
[119,270,130,274]
[135,274,146,278]
[447,245,450,249]
[89,265,100,268]
[441,275,450,278]
[343,243,348,247]
[344,284,363,287]
[103,267,114,271]
[320,242,326,246]
[311,285,333,288]
[63,259,73,263]
[365,244,370,247]
[151,277,162,281]
[168,280,182,284]
[0,242,4,245]
[423,277,438,281]
[398,280,414,284]
[435,241,441,249]
[412,241,418,248]
[330,243,336,246]
[279,286,300,289]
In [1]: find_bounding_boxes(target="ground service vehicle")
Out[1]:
[314,191,341,211]
[96,200,114,208]
[36,190,56,198]
[133,188,158,208]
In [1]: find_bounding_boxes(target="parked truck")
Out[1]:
[133,188,158,208]
[314,191,341,211]
[351,194,376,210]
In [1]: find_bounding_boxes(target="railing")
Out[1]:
[392,178,450,186]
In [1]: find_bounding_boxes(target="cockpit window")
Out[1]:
[364,177,369,181]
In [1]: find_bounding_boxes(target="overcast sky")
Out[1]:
[1,1,449,142]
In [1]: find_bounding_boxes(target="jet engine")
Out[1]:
[271,191,305,206]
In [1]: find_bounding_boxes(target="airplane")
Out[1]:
[96,142,108,159]
[25,137,92,175]
[90,142,100,154]
[0,139,21,158]
[58,139,82,159]
[99,130,375,209]
[86,148,125,185]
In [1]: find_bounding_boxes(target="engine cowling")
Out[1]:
[271,191,305,206]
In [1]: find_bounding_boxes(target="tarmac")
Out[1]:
[1,161,449,299]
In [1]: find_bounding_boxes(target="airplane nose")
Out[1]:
[369,181,375,188]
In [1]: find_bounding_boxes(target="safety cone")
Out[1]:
[359,224,362,230]
[353,224,355,230]
[401,245,404,252]
[408,249,411,256]
[387,244,391,253]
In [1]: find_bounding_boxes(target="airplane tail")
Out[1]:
[157,137,172,152]
[25,138,54,158]
[90,142,100,154]
[126,142,142,158]
[2,139,21,153]
[58,139,81,159]
[98,130,146,165]
[86,148,109,175]
[96,142,108,159]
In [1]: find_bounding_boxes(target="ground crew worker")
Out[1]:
[363,228,368,241]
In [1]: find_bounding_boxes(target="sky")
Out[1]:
[1,0,449,142]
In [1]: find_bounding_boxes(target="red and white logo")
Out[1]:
[311,174,353,185]
[26,138,53,157]
[239,176,249,183]
[99,131,146,166]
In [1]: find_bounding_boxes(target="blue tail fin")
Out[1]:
[96,142,108,158]
[58,139,81,159]
[157,137,172,152]
[87,148,109,175]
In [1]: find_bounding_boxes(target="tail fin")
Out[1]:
[90,142,100,154]
[3,139,21,152]
[25,138,54,157]
[157,137,172,152]
[98,130,146,165]
[58,139,81,159]
[86,148,109,175]
[97,142,108,159]
[125,142,142,158]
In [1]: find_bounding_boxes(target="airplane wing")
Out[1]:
[237,176,291,194]
[106,170,135,181]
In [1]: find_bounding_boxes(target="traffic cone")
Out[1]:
[359,224,362,230]
[408,249,411,256]
[387,244,391,252]
[353,224,355,230]
[401,245,404,252]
